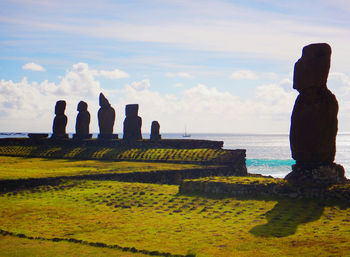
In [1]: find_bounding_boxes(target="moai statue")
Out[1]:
[73,101,92,140]
[287,43,345,185]
[150,121,161,141]
[98,93,117,139]
[51,100,68,139]
[123,104,142,141]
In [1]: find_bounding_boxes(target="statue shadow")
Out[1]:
[181,192,350,238]
[249,197,350,238]
[250,198,319,237]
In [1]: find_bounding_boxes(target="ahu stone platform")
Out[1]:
[179,175,350,202]
[0,138,245,169]
[1,136,224,149]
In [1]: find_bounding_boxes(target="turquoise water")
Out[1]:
[246,159,296,167]
[1,132,349,178]
[246,159,296,178]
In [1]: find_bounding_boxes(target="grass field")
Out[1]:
[1,156,350,256]
[0,235,149,257]
[0,156,211,180]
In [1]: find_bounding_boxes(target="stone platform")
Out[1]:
[179,175,350,202]
[285,163,346,186]
[0,137,224,149]
[0,137,247,176]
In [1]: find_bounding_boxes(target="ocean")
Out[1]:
[1,132,350,178]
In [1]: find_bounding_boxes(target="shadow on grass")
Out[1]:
[250,198,324,237]
[180,191,350,238]
[251,198,350,237]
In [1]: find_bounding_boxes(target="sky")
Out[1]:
[0,0,350,134]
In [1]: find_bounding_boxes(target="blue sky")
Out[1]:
[1,0,350,133]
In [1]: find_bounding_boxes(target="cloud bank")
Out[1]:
[0,63,128,132]
[22,62,45,72]
[2,62,350,134]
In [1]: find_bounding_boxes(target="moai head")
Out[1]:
[125,104,139,117]
[77,101,88,112]
[99,93,110,108]
[293,43,331,93]
[55,100,66,115]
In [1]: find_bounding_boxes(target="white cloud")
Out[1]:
[230,70,258,80]
[324,72,350,131]
[254,84,297,117]
[329,72,350,89]
[22,62,46,72]
[96,69,129,79]
[117,79,298,133]
[127,79,151,91]
[278,78,293,90]
[3,64,350,134]
[230,70,279,80]
[0,71,298,133]
[0,63,121,132]
[165,72,193,78]
[47,62,101,97]
[36,63,128,97]
[174,83,184,87]
[261,72,279,80]
[328,72,350,101]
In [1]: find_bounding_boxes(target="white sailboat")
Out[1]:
[182,126,191,137]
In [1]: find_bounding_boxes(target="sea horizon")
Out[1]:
[1,132,350,179]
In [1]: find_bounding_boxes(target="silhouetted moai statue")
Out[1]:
[150,121,161,141]
[286,43,345,185]
[123,104,142,141]
[73,101,92,140]
[51,100,68,139]
[98,93,118,139]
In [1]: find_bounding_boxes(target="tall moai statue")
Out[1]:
[150,121,161,141]
[51,100,68,139]
[123,104,142,141]
[98,93,118,139]
[73,101,92,140]
[287,43,345,185]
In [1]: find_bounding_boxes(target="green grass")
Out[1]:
[1,156,350,256]
[184,176,285,185]
[0,235,149,257]
[1,179,350,256]
[0,156,212,180]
